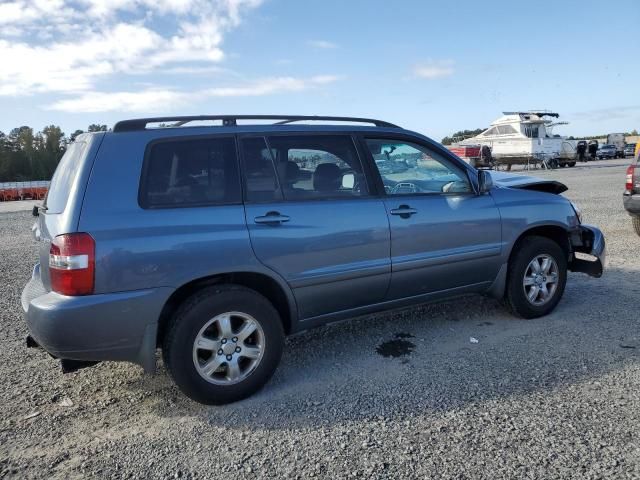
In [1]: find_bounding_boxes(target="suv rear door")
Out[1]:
[241,133,391,320]
[361,135,503,300]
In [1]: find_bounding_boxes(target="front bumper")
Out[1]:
[22,264,173,373]
[568,224,606,278]
[623,193,640,216]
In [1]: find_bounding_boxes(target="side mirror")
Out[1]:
[478,170,493,194]
[342,173,355,189]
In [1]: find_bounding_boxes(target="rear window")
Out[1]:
[44,141,88,214]
[139,136,240,208]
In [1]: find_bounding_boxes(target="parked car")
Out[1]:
[598,144,617,159]
[624,157,640,236]
[22,115,606,405]
[606,133,625,158]
[624,143,637,157]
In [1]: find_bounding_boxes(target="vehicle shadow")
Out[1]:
[128,266,640,429]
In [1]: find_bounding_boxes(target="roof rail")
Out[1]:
[112,115,400,132]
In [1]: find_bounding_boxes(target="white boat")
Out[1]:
[458,111,577,169]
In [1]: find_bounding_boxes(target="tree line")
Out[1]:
[441,129,485,145]
[0,124,107,182]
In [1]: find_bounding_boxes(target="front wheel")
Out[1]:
[505,236,567,319]
[162,285,284,405]
[633,216,640,237]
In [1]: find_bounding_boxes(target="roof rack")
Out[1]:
[113,115,400,132]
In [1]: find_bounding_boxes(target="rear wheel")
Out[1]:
[162,285,284,405]
[505,236,567,319]
[567,162,576,167]
[632,216,640,237]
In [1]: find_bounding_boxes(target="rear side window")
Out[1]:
[45,141,88,214]
[140,137,240,208]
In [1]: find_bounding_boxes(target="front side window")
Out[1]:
[140,137,240,208]
[365,139,472,195]
[266,135,368,200]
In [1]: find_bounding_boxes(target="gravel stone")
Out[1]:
[0,160,639,479]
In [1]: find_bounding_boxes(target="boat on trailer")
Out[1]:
[454,111,577,170]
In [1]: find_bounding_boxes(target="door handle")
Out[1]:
[390,205,417,218]
[254,211,290,225]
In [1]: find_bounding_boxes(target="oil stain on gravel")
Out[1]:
[376,333,416,358]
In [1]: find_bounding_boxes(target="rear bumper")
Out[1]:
[22,264,173,373]
[568,224,606,278]
[623,193,640,216]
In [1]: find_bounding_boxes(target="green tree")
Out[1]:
[441,128,485,145]
[70,129,84,141]
[0,125,67,181]
[42,125,66,178]
[87,124,107,132]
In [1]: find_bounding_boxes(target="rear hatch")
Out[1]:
[32,133,104,293]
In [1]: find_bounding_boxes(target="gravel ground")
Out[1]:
[1,159,639,479]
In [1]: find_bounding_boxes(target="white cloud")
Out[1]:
[45,75,341,112]
[46,88,190,113]
[0,0,263,96]
[0,0,343,114]
[413,60,455,79]
[574,105,640,121]
[308,40,338,49]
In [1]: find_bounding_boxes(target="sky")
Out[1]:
[0,0,639,141]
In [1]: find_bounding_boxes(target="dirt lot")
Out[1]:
[1,160,639,479]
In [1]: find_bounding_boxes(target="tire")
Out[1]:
[505,236,567,319]
[568,162,576,167]
[633,216,640,237]
[162,284,284,405]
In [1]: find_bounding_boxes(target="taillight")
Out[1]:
[49,233,95,295]
[626,165,636,192]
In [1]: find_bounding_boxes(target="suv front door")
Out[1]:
[362,136,503,300]
[241,134,391,320]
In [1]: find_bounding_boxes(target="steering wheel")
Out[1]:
[391,182,419,194]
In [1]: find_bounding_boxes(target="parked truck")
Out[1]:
[607,133,625,158]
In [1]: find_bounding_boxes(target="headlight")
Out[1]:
[570,201,582,223]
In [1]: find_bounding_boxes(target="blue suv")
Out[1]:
[22,115,605,404]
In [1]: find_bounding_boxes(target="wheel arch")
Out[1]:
[486,224,571,300]
[157,271,297,346]
[508,224,571,265]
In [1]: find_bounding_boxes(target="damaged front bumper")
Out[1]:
[568,224,606,278]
